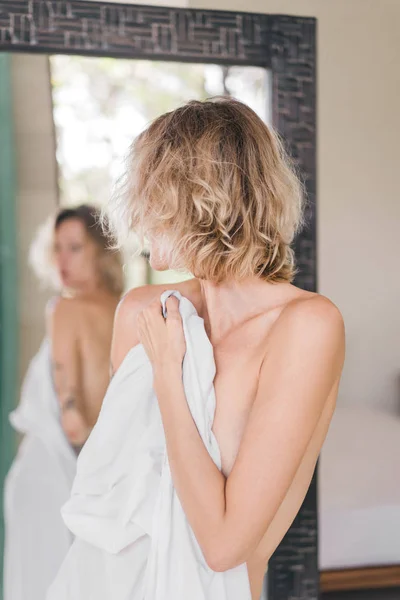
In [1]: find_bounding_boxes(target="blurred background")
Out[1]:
[1,1,400,600]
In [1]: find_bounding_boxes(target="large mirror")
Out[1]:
[2,51,275,600]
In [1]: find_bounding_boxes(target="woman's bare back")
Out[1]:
[49,293,119,444]
[76,296,119,426]
[112,278,342,599]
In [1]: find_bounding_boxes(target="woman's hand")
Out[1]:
[60,403,91,450]
[137,296,186,373]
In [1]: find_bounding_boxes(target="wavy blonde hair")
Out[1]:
[30,204,124,296]
[108,97,305,283]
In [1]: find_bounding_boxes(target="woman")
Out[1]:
[112,99,345,599]
[4,205,123,600]
[51,99,345,600]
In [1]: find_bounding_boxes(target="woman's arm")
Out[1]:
[48,298,90,449]
[135,294,345,571]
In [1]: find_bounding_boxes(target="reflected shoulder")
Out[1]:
[46,296,83,343]
[48,296,82,325]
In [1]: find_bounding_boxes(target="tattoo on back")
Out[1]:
[52,360,65,392]
[61,395,76,412]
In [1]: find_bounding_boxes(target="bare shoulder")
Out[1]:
[267,292,345,367]
[112,284,167,372]
[115,278,198,328]
[116,283,166,323]
[284,293,344,334]
[258,293,345,411]
[46,296,82,333]
[112,278,199,372]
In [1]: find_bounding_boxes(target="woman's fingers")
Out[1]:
[165,296,181,320]
[147,298,164,318]
[165,297,186,360]
[137,295,186,365]
[140,295,180,323]
[139,299,163,328]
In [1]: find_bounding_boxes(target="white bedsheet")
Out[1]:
[319,406,400,569]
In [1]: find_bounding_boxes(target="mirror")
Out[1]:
[2,51,271,600]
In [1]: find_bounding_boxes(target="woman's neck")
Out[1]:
[198,277,289,345]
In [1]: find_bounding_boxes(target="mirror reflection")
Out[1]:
[3,53,271,600]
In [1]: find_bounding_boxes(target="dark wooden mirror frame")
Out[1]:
[0,2,317,599]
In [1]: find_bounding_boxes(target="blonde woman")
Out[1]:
[4,205,123,600]
[49,100,345,600]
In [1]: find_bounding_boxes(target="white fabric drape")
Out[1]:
[47,291,251,600]
[4,339,77,600]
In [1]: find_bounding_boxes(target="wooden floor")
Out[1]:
[321,566,400,593]
[321,589,400,600]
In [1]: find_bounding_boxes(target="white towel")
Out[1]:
[47,291,251,600]
[4,339,76,600]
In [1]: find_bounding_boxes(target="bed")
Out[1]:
[318,406,400,591]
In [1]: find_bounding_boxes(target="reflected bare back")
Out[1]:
[49,293,119,447]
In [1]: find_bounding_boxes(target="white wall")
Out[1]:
[186,0,400,415]
[11,54,58,383]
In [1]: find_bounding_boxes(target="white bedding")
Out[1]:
[319,406,400,570]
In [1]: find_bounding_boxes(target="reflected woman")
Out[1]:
[3,205,123,600]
